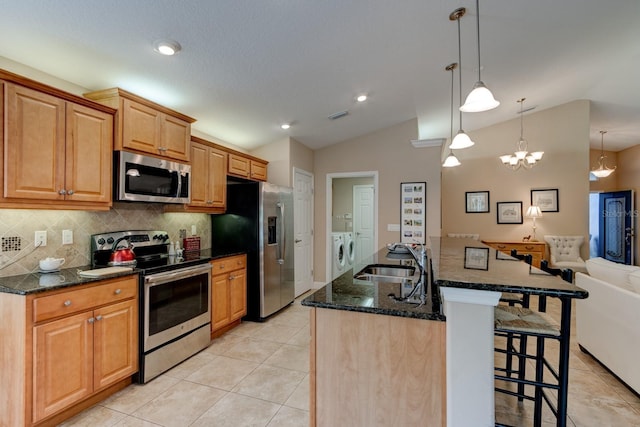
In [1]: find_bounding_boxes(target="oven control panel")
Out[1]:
[91,230,169,251]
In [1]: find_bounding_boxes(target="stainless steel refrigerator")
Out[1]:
[210,181,295,320]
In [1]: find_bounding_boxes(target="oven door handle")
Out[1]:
[144,263,212,285]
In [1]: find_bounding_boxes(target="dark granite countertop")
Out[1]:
[431,237,588,299]
[0,265,139,296]
[0,250,243,296]
[302,248,445,321]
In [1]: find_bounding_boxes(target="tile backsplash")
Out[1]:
[0,203,211,277]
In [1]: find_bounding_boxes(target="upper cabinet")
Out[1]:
[0,70,115,211]
[187,136,227,213]
[84,88,195,162]
[228,153,268,181]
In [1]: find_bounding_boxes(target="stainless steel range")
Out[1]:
[91,230,212,383]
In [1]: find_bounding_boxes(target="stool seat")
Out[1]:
[495,306,560,337]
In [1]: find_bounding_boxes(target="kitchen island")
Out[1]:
[303,237,588,427]
[302,249,447,427]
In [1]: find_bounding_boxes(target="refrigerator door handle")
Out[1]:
[277,202,285,264]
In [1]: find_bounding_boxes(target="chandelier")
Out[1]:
[499,98,543,170]
[591,130,616,178]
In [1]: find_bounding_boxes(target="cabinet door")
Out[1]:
[5,83,65,200]
[161,114,190,161]
[211,273,230,332]
[93,299,138,390]
[208,147,227,208]
[65,102,113,203]
[250,160,267,182]
[228,154,250,178]
[189,141,209,207]
[33,311,93,422]
[229,268,247,322]
[121,98,160,154]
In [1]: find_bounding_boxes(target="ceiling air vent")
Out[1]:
[328,110,349,120]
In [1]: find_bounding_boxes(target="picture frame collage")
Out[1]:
[463,188,559,224]
[400,182,426,244]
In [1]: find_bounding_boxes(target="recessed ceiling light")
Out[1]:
[356,94,368,102]
[281,123,291,130]
[154,40,181,56]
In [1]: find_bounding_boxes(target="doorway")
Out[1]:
[326,172,378,282]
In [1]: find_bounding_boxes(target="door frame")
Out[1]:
[326,171,378,283]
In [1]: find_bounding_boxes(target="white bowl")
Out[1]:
[39,257,65,271]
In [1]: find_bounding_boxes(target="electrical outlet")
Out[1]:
[35,231,47,247]
[62,229,73,245]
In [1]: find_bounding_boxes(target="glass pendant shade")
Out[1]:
[443,153,461,167]
[591,131,616,178]
[460,81,500,112]
[450,130,474,149]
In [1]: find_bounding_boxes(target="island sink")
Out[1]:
[354,264,416,281]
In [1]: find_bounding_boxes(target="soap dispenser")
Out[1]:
[168,241,176,256]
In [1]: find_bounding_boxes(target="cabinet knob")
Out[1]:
[114,289,122,295]
[58,189,67,195]
[67,189,74,195]
[88,317,94,323]
[219,264,225,269]
[525,246,534,250]
[95,315,103,321]
[64,300,72,307]
[229,274,235,280]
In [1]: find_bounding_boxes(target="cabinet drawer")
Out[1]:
[33,276,137,323]
[211,255,246,275]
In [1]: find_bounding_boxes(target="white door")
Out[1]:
[353,185,375,264]
[294,168,314,296]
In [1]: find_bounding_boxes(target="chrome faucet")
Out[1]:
[397,242,429,305]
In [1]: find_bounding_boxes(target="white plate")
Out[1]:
[38,268,60,273]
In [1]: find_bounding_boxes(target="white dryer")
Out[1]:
[331,232,346,280]
[343,232,355,267]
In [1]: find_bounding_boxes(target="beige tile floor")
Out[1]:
[60,295,640,427]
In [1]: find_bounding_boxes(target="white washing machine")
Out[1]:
[343,232,355,267]
[331,232,346,280]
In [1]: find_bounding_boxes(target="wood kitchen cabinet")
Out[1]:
[171,136,227,213]
[84,87,195,162]
[228,153,268,182]
[0,71,114,211]
[0,274,138,426]
[210,254,247,337]
[482,240,547,269]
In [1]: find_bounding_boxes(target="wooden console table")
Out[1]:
[482,240,547,269]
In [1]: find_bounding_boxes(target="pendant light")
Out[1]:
[443,63,461,168]
[591,131,616,178]
[499,98,543,170]
[449,7,474,150]
[460,0,500,113]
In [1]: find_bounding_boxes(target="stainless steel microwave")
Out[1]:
[115,151,190,204]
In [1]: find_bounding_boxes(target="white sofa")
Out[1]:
[575,257,640,394]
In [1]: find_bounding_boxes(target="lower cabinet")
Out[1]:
[482,240,547,269]
[211,254,247,336]
[0,275,138,426]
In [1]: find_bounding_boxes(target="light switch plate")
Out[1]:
[62,229,73,245]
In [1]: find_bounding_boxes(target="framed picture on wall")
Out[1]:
[465,191,490,213]
[531,188,559,212]
[497,201,523,224]
[400,182,426,244]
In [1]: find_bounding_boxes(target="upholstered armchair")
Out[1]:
[543,235,587,273]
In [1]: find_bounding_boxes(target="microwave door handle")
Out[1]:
[175,171,182,198]
[277,202,285,265]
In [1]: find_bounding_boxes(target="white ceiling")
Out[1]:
[1,0,639,152]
